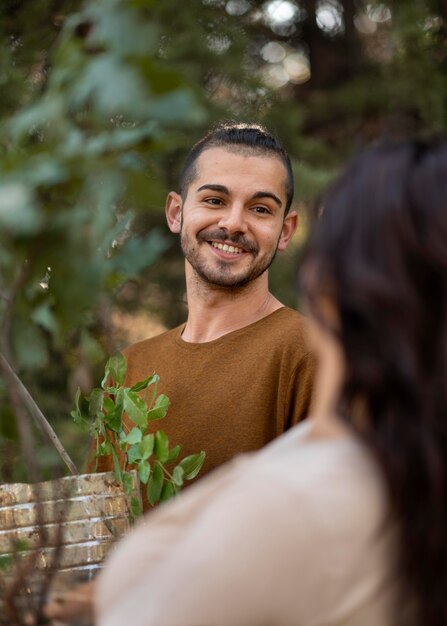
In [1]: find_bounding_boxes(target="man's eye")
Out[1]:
[205,198,223,205]
[252,206,271,214]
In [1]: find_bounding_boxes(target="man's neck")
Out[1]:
[181,267,284,343]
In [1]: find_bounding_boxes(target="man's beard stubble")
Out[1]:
[180,227,279,289]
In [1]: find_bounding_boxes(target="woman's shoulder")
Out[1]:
[247,424,389,540]
[189,428,395,625]
[240,429,394,619]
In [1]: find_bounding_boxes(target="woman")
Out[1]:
[48,139,447,625]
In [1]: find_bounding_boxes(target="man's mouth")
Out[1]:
[197,228,257,254]
[210,241,244,255]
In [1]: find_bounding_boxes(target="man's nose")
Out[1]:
[217,204,247,234]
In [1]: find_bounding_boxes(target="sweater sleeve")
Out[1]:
[95,462,369,626]
[96,433,393,626]
[96,477,296,626]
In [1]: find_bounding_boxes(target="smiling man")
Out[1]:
[96,122,315,505]
[171,146,292,295]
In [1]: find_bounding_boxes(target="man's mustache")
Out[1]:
[197,228,258,254]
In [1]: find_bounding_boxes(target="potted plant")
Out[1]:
[0,353,205,626]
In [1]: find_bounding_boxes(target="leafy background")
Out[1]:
[1,0,446,480]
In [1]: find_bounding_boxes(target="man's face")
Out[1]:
[166,147,296,289]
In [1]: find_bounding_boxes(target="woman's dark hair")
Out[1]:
[179,122,294,213]
[301,139,447,626]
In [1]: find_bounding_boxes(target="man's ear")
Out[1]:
[165,192,183,234]
[277,210,298,251]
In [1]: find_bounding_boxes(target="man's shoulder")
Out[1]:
[235,306,312,365]
[274,306,308,326]
[258,306,310,342]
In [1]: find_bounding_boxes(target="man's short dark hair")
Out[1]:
[179,122,294,213]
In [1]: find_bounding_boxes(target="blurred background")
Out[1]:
[0,0,446,480]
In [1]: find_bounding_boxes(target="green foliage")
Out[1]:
[71,353,205,508]
[0,0,233,478]
[0,0,209,375]
[1,0,446,480]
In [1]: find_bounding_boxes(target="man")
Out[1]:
[96,122,315,500]
[45,122,315,622]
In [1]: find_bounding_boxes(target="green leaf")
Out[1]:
[123,389,148,428]
[154,430,169,463]
[101,353,127,389]
[111,446,122,483]
[31,303,59,335]
[160,481,175,502]
[122,426,142,445]
[70,409,89,433]
[147,394,170,421]
[86,126,156,156]
[111,231,168,275]
[71,388,91,433]
[107,353,127,386]
[88,388,103,417]
[0,183,41,234]
[178,451,206,480]
[13,321,49,371]
[167,444,181,462]
[115,387,124,415]
[98,439,111,456]
[103,396,115,412]
[73,387,82,413]
[147,463,163,506]
[122,472,134,495]
[104,412,121,432]
[85,11,158,58]
[138,460,151,484]
[139,433,154,460]
[127,444,142,464]
[172,465,184,487]
[130,373,158,392]
[151,89,204,124]
[73,56,150,119]
[130,496,143,518]
[104,394,123,433]
[101,361,111,390]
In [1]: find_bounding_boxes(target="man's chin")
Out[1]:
[186,252,273,289]
[196,269,261,289]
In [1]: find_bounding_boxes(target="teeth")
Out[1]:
[211,242,243,254]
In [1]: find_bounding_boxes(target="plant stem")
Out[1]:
[158,462,179,494]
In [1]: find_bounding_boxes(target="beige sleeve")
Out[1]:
[95,457,253,620]
[96,464,352,626]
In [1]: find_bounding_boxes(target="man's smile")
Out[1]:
[209,241,245,255]
[197,227,258,255]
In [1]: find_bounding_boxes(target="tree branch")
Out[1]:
[0,353,78,476]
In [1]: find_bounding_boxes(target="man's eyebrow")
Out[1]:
[251,191,282,208]
[196,184,229,194]
[196,185,282,208]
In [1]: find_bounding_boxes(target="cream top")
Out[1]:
[96,421,398,626]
